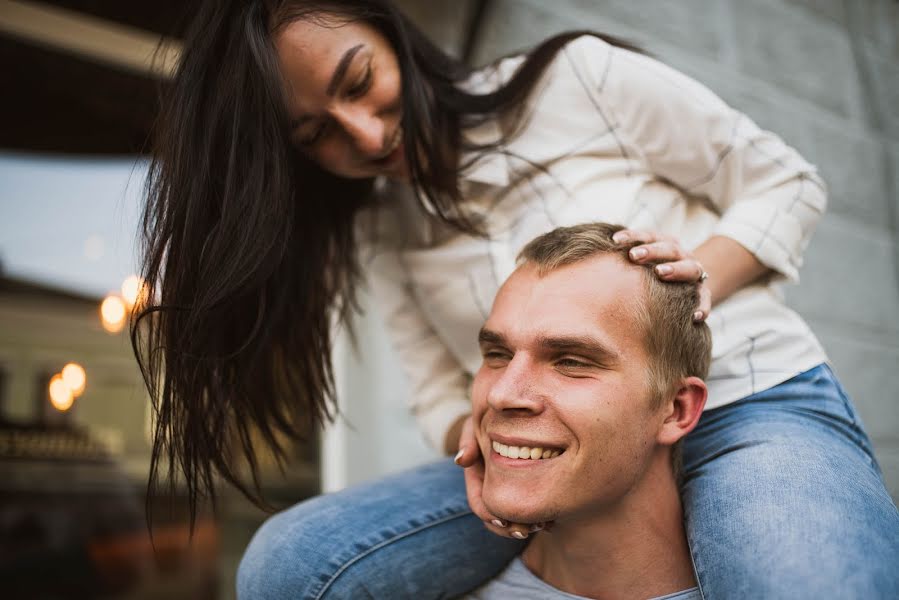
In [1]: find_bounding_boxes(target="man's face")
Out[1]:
[472,255,666,525]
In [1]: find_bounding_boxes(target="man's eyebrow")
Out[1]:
[326,43,364,96]
[536,334,620,362]
[478,327,507,346]
[478,329,618,362]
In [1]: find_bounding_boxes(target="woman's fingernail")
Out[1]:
[454,449,464,464]
[655,264,673,275]
[613,232,629,243]
[511,531,528,539]
[630,247,647,260]
[491,519,508,528]
[693,311,704,321]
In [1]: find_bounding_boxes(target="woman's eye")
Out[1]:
[298,123,327,146]
[347,67,373,97]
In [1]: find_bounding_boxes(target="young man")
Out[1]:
[466,222,711,600]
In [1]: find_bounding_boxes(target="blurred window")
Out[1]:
[0,363,7,417]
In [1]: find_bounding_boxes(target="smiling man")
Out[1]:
[466,222,711,600]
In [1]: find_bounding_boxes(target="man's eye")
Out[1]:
[347,67,373,97]
[482,350,510,363]
[556,358,590,369]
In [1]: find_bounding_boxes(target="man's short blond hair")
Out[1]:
[518,222,712,406]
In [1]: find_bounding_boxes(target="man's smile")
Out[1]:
[492,440,562,460]
[488,433,567,464]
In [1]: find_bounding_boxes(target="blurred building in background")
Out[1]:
[0,274,220,597]
[1,0,898,598]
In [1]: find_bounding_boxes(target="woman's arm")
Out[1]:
[693,235,768,307]
[445,413,468,455]
[615,230,769,316]
[361,225,472,454]
[565,36,827,295]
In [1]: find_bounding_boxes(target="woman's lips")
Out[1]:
[372,128,403,167]
[375,141,403,166]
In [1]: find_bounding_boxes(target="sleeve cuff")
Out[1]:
[712,203,803,283]
[414,398,473,452]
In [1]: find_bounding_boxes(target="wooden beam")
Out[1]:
[0,0,180,77]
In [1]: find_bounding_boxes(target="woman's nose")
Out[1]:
[334,107,385,157]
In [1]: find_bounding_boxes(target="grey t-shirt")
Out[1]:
[465,557,702,600]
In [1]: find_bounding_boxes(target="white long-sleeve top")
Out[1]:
[358,35,828,451]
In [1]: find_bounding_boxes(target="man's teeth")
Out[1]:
[492,440,561,460]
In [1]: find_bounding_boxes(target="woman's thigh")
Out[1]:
[237,458,523,599]
[682,364,899,599]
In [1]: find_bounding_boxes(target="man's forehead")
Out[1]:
[497,255,643,309]
[487,255,645,343]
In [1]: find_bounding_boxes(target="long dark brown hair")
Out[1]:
[133,0,640,527]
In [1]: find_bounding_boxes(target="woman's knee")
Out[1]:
[236,460,476,599]
[682,430,899,598]
[237,500,330,599]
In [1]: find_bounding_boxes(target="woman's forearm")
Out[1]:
[693,235,770,307]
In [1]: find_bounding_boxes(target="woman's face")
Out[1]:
[274,16,407,180]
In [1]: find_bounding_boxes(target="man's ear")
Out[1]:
[656,377,707,446]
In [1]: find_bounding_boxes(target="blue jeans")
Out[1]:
[237,364,899,599]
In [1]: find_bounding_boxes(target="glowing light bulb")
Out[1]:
[101,295,126,333]
[49,374,74,411]
[62,363,87,397]
[121,275,148,309]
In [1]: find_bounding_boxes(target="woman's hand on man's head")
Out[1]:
[612,228,712,321]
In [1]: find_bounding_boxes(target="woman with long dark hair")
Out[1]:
[134,0,899,597]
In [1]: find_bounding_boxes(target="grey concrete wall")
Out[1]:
[335,1,899,500]
[463,0,899,499]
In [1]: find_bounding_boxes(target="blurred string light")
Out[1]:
[120,274,149,309]
[62,362,87,396]
[48,363,87,413]
[49,374,75,412]
[100,295,126,333]
[100,275,147,334]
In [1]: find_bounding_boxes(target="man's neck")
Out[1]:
[521,455,695,600]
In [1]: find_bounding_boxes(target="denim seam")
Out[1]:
[824,366,879,470]
[684,517,707,600]
[313,509,473,600]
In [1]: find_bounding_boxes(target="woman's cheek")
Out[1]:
[315,144,344,175]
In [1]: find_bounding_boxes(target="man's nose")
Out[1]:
[486,355,545,415]
[333,106,385,157]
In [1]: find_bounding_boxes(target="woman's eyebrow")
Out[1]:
[326,43,364,96]
[290,44,365,130]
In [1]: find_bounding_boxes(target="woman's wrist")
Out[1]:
[692,236,769,307]
[444,413,470,455]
